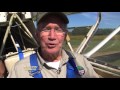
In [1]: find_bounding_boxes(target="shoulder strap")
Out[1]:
[29,53,43,78]
[65,50,83,78]
[30,52,78,78]
[67,57,80,78]
[16,43,24,60]
[29,51,83,78]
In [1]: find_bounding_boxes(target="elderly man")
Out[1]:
[8,12,99,78]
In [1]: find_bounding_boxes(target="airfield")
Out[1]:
[63,35,120,68]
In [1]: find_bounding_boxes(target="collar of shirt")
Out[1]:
[36,49,69,69]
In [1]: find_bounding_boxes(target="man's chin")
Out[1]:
[45,49,60,55]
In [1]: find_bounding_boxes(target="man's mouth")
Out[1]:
[47,43,56,48]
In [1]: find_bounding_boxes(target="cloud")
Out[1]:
[80,12,97,20]
[98,12,120,28]
[102,12,120,21]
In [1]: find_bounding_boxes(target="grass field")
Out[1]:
[63,35,120,66]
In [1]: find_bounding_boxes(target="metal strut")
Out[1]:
[0,13,38,56]
[76,12,101,54]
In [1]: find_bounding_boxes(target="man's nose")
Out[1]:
[48,29,56,40]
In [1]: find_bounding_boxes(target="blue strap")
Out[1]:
[17,47,24,60]
[30,54,43,78]
[29,54,79,78]
[16,42,24,60]
[67,58,79,78]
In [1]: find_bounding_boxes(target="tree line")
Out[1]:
[68,26,119,35]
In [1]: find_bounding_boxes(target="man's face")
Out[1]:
[37,16,67,55]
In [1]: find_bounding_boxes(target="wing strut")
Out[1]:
[76,12,101,54]
[84,26,120,58]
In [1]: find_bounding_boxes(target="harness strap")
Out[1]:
[29,53,79,78]
[30,54,43,78]
[67,58,79,78]
[16,43,24,60]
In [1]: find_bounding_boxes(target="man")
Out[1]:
[8,12,99,78]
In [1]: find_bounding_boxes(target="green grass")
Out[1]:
[63,35,120,67]
[64,35,120,52]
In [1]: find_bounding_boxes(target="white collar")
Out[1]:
[46,60,61,70]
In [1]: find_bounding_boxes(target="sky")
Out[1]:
[33,12,120,30]
[67,12,120,29]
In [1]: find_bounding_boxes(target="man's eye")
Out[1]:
[55,27,62,31]
[44,27,51,31]
[46,27,51,30]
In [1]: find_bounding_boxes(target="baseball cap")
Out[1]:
[37,12,69,25]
